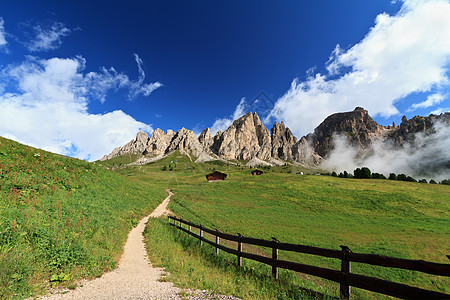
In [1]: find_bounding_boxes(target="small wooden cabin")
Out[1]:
[206,171,227,182]
[251,169,263,176]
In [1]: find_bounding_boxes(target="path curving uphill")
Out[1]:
[41,189,179,299]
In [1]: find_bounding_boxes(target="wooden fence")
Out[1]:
[168,216,450,299]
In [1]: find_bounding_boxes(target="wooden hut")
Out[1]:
[206,171,227,182]
[251,169,263,176]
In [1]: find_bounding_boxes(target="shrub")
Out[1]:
[389,173,397,180]
[372,173,386,180]
[397,174,407,181]
[331,171,337,177]
[418,179,427,184]
[429,179,437,184]
[440,179,450,185]
[405,176,417,182]
[360,167,372,179]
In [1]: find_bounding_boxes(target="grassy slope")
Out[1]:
[2,141,448,299]
[158,166,449,298]
[0,137,166,299]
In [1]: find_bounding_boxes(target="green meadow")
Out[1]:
[0,137,165,299]
[1,139,449,299]
[137,152,450,298]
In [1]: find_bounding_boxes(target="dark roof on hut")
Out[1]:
[206,171,227,181]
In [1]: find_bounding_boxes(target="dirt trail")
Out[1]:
[41,189,179,299]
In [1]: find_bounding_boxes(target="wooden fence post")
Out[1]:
[272,237,279,279]
[200,225,203,247]
[238,233,243,267]
[340,245,352,299]
[215,229,220,255]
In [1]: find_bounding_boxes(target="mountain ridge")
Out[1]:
[100,108,450,177]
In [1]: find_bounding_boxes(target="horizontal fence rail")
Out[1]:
[168,216,450,299]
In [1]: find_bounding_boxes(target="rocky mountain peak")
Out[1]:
[144,128,174,155]
[388,112,450,146]
[309,107,383,158]
[166,127,203,157]
[100,131,150,161]
[270,121,297,161]
[198,128,213,151]
[211,112,272,160]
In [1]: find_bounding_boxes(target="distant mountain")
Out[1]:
[100,108,450,176]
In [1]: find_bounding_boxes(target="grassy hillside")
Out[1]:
[0,137,166,299]
[126,156,449,299]
[2,142,448,299]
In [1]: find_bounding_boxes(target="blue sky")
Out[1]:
[0,0,449,161]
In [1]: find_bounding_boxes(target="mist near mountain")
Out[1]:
[321,121,450,180]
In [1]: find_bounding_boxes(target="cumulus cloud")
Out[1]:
[0,17,7,47]
[210,97,247,134]
[0,55,161,161]
[407,93,445,112]
[267,0,450,137]
[321,121,450,181]
[27,21,71,52]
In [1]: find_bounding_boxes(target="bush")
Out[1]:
[440,179,450,185]
[361,167,372,179]
[405,176,417,182]
[418,179,427,184]
[430,179,437,184]
[397,174,407,181]
[331,171,337,177]
[354,167,371,179]
[372,173,386,180]
[389,173,397,180]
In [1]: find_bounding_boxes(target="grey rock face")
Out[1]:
[144,128,173,155]
[387,113,450,146]
[270,121,297,161]
[165,127,204,157]
[198,128,213,151]
[100,131,150,161]
[308,107,384,158]
[212,112,272,160]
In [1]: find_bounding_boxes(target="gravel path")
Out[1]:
[41,189,180,299]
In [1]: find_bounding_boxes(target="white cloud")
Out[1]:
[0,55,161,161]
[430,107,449,115]
[407,93,445,111]
[210,97,247,134]
[0,17,7,47]
[27,21,71,52]
[128,54,163,99]
[83,54,162,103]
[267,0,450,137]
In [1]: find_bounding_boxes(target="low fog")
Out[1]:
[321,121,450,181]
